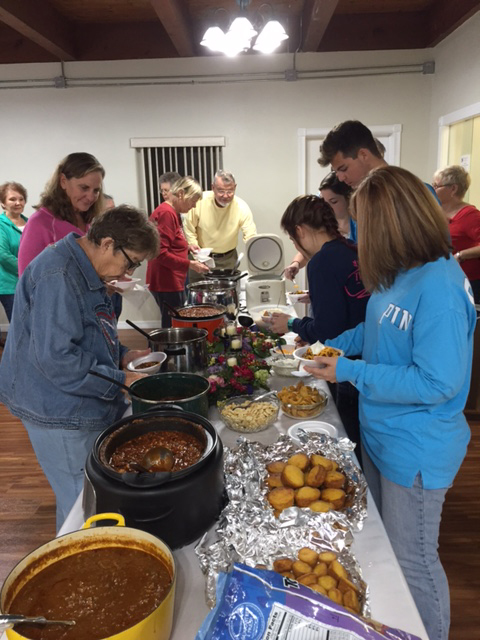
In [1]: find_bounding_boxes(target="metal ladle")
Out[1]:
[232,390,277,411]
[87,370,146,400]
[129,446,175,473]
[0,615,75,632]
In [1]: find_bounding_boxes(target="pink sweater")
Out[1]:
[18,207,87,276]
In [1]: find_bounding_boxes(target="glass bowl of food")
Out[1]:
[270,356,300,377]
[217,394,280,433]
[277,382,328,419]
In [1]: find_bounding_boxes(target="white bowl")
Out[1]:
[288,421,338,443]
[249,304,295,329]
[293,344,344,368]
[110,277,141,292]
[287,291,309,304]
[127,352,167,374]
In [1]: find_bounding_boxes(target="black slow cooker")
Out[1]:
[84,407,225,549]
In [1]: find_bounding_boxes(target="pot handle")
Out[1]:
[164,346,186,356]
[82,513,125,529]
[121,471,173,487]
[144,404,184,413]
[134,507,175,523]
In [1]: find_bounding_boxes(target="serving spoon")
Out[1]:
[125,319,151,340]
[87,370,146,400]
[129,446,175,474]
[162,301,182,319]
[0,615,75,632]
[232,390,277,411]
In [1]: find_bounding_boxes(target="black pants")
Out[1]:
[332,381,362,468]
[152,290,186,328]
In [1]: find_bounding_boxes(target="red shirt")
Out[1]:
[448,204,480,281]
[146,203,190,292]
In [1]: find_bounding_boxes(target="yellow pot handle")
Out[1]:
[82,513,126,529]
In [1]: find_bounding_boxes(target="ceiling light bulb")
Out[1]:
[222,31,250,57]
[253,20,289,53]
[200,26,226,52]
[228,17,257,40]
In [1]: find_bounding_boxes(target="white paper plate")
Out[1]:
[110,277,141,291]
[288,421,338,442]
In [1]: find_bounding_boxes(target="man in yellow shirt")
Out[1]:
[184,170,257,279]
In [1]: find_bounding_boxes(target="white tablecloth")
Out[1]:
[56,374,427,640]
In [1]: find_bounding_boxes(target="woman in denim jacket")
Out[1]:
[0,205,159,530]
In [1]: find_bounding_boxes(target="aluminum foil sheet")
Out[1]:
[195,432,370,614]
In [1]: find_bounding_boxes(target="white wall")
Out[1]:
[427,11,480,171]
[0,17,477,324]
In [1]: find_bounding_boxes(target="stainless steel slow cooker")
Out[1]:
[186,280,238,319]
[84,407,225,549]
[147,327,208,374]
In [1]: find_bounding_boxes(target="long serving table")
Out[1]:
[57,373,428,640]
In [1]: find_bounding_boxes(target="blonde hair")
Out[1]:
[433,165,471,199]
[170,176,202,200]
[351,166,451,292]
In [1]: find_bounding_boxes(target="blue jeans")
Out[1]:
[362,444,450,640]
[0,293,14,321]
[23,421,104,532]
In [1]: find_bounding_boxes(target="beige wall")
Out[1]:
[0,13,479,325]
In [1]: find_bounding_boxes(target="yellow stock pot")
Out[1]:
[0,513,176,640]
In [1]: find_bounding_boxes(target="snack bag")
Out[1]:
[196,563,422,640]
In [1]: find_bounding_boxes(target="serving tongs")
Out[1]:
[0,614,75,632]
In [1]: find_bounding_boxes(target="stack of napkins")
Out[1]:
[194,247,215,269]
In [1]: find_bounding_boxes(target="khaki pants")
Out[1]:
[189,248,238,283]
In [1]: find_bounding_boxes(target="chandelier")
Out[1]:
[200,1,289,57]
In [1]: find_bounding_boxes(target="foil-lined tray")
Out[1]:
[195,432,369,612]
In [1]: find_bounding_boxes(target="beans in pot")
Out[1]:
[110,430,204,472]
[178,306,221,318]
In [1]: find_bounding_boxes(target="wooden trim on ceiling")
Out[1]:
[149,0,196,58]
[318,11,429,51]
[426,0,480,47]
[0,0,76,61]
[302,0,340,52]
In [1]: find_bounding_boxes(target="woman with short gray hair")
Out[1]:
[0,205,159,531]
[433,164,480,301]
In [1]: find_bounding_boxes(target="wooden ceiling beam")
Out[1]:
[426,0,480,47]
[302,0,340,52]
[149,0,195,58]
[318,11,428,52]
[0,0,75,61]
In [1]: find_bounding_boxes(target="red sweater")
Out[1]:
[448,204,480,281]
[146,203,190,292]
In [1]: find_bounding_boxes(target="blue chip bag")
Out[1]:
[196,563,422,640]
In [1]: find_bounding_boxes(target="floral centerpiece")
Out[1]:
[206,352,271,405]
[208,326,286,359]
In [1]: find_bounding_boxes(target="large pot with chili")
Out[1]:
[0,513,175,640]
[83,407,225,549]
[170,303,226,341]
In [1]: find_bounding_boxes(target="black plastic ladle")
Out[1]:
[125,319,151,340]
[88,370,146,400]
[162,301,182,318]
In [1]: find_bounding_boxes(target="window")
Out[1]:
[130,136,225,213]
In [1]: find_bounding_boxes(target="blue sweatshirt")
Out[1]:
[327,256,476,489]
[292,238,369,343]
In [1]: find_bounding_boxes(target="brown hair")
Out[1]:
[0,181,27,204]
[281,195,343,255]
[87,205,159,259]
[36,152,105,225]
[351,166,451,292]
[318,120,382,167]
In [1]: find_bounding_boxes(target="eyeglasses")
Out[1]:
[214,188,235,196]
[433,183,451,190]
[118,246,142,272]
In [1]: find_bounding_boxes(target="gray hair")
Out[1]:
[87,204,159,259]
[433,165,471,199]
[214,170,236,185]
